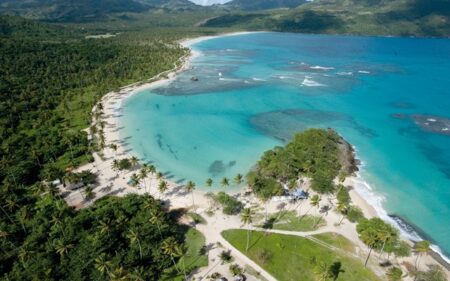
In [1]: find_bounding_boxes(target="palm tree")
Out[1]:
[185,181,196,209]
[109,143,118,155]
[51,215,66,238]
[127,229,143,260]
[221,177,229,188]
[147,164,156,175]
[97,219,111,235]
[130,173,140,188]
[54,239,74,257]
[139,168,149,192]
[161,237,182,273]
[159,180,168,196]
[336,201,348,225]
[112,159,120,178]
[156,171,164,180]
[377,230,392,259]
[130,156,139,167]
[31,182,47,196]
[234,173,243,185]
[360,229,378,267]
[94,253,112,276]
[313,260,331,281]
[414,240,430,270]
[206,178,213,188]
[149,209,164,239]
[241,208,254,252]
[109,266,129,281]
[83,186,95,201]
[309,194,321,226]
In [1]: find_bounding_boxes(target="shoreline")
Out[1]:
[83,31,449,277]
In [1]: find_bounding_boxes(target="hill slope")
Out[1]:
[223,0,307,11]
[0,0,199,21]
[203,0,450,37]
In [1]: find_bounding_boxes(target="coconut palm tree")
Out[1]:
[108,143,117,155]
[161,237,182,273]
[377,229,392,259]
[185,181,196,209]
[94,253,112,276]
[130,156,139,167]
[54,239,74,257]
[414,240,430,270]
[139,168,148,192]
[360,229,378,267]
[51,215,66,238]
[109,266,129,281]
[149,209,164,239]
[313,260,331,281]
[234,173,244,185]
[127,229,143,260]
[83,186,95,201]
[309,194,321,226]
[130,173,140,188]
[221,177,229,188]
[206,178,213,188]
[241,208,254,252]
[112,160,120,178]
[336,201,348,225]
[158,180,168,196]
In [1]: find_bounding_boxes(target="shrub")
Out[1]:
[386,267,402,281]
[336,185,351,205]
[118,158,132,170]
[220,250,233,263]
[229,263,243,276]
[255,248,273,264]
[216,192,243,215]
[346,205,365,222]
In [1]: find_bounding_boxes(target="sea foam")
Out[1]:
[301,77,325,87]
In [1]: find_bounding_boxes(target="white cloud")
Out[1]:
[189,0,231,5]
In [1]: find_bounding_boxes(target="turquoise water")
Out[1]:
[121,32,450,257]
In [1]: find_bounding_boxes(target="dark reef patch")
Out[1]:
[411,114,450,136]
[208,160,226,176]
[249,109,377,141]
[389,101,416,109]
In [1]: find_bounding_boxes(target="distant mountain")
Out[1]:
[223,0,308,11]
[203,0,450,37]
[0,0,199,22]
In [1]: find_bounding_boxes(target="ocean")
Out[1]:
[121,32,450,259]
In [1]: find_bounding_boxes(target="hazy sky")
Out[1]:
[189,0,231,5]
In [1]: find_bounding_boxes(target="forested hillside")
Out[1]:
[0,16,201,279]
[203,0,450,37]
[223,0,307,11]
[0,0,200,22]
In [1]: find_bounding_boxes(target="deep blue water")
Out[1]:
[121,32,450,257]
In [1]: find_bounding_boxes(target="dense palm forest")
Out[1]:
[0,15,201,280]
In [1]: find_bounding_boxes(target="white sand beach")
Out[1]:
[61,34,450,281]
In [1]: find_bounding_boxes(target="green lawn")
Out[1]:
[312,232,355,253]
[187,212,207,225]
[161,228,208,281]
[258,211,325,232]
[222,230,381,281]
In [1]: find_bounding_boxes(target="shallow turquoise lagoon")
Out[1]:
[121,32,450,257]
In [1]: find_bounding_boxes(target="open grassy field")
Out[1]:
[260,211,326,232]
[222,229,381,281]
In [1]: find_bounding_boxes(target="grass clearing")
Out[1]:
[222,229,381,281]
[187,212,207,225]
[258,211,325,232]
[161,228,208,281]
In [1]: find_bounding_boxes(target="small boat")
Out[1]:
[190,76,199,81]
